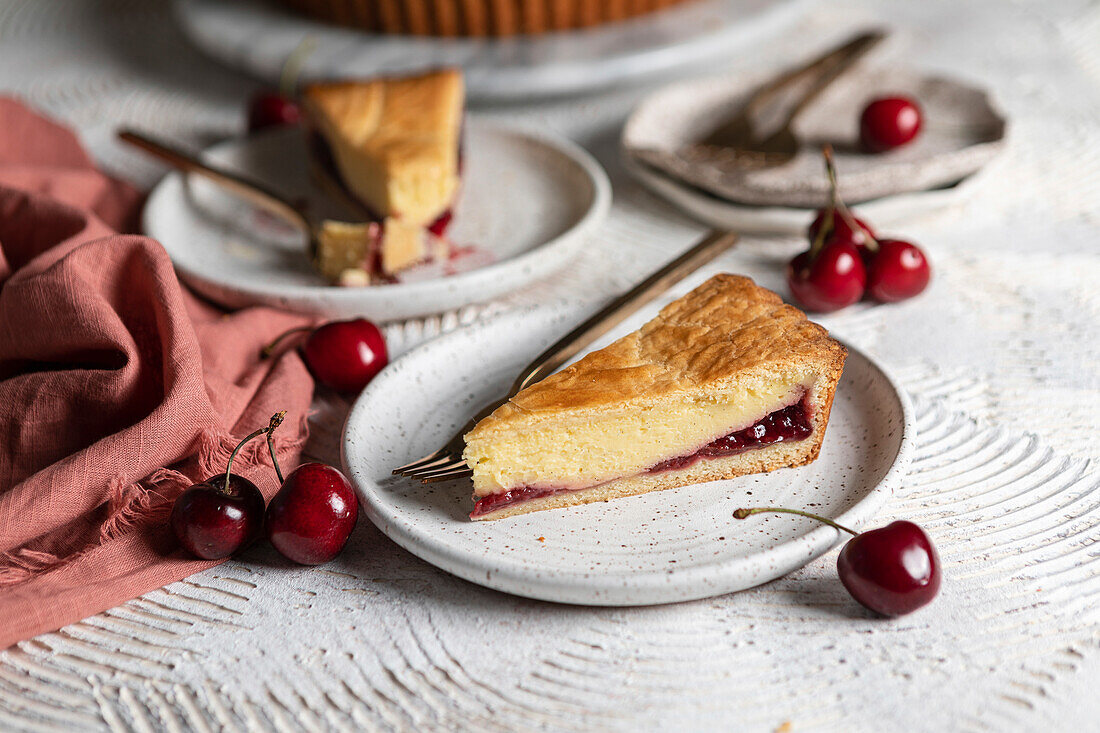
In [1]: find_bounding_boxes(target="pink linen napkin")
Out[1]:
[0,98,315,648]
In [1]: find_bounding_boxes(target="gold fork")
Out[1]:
[696,29,886,167]
[393,229,739,482]
[632,30,886,175]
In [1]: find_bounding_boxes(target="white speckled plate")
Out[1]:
[143,121,610,320]
[624,68,1007,208]
[174,0,813,102]
[343,295,914,605]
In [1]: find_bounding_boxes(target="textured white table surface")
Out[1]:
[1,1,1099,730]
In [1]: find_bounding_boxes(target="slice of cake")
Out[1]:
[302,69,464,228]
[462,274,847,520]
[302,69,463,285]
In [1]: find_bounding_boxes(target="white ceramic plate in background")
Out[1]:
[343,298,914,606]
[624,68,1007,208]
[143,121,610,320]
[174,0,814,102]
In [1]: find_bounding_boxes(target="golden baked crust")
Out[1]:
[302,69,463,225]
[468,274,847,435]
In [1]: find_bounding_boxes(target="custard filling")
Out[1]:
[470,396,812,518]
[463,379,810,498]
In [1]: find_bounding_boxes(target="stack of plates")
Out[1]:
[622,67,1008,233]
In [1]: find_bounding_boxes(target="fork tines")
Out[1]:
[392,451,469,481]
[417,463,472,482]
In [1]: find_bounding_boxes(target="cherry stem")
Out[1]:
[262,325,313,359]
[266,411,287,484]
[808,145,838,259]
[820,144,880,255]
[822,144,840,210]
[733,507,859,537]
[809,208,831,259]
[278,36,316,98]
[223,426,270,494]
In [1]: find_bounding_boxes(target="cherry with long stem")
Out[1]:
[734,505,942,617]
[246,38,315,132]
[171,411,288,560]
[823,146,932,300]
[790,157,869,315]
[267,318,389,393]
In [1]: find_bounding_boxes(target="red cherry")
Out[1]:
[302,319,389,393]
[838,521,941,616]
[169,412,286,560]
[860,96,922,153]
[170,474,265,560]
[807,208,876,249]
[734,509,941,617]
[867,239,931,302]
[265,463,358,565]
[787,239,867,312]
[247,92,301,133]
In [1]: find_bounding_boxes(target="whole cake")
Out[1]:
[274,0,697,36]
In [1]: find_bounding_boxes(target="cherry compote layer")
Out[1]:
[469,398,813,518]
[470,486,574,519]
[648,399,811,473]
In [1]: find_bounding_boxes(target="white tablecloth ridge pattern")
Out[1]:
[1,1,1098,730]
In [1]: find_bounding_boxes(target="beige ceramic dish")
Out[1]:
[624,68,1007,208]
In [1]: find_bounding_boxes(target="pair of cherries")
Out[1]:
[171,318,388,564]
[170,413,359,565]
[787,146,931,312]
[735,507,941,617]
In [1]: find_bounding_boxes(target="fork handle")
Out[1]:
[118,129,310,232]
[508,229,738,395]
[396,229,739,479]
[743,29,887,119]
[773,31,885,128]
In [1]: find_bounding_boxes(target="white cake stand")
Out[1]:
[173,0,814,101]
